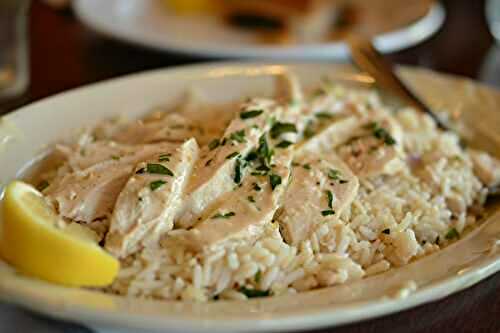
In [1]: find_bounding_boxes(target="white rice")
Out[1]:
[73,85,489,302]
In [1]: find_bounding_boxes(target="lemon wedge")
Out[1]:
[0,181,119,287]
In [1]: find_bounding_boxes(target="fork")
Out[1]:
[346,35,499,197]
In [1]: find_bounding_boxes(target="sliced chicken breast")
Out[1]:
[45,142,177,223]
[336,117,405,178]
[278,153,359,245]
[105,139,199,258]
[179,151,293,251]
[176,98,284,228]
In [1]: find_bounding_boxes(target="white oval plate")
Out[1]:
[73,0,445,60]
[0,63,499,333]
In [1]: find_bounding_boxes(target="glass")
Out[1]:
[0,0,30,99]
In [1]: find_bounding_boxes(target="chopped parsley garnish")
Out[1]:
[255,164,270,172]
[211,211,236,219]
[382,228,390,235]
[291,161,300,167]
[239,287,270,298]
[158,153,171,162]
[226,151,239,160]
[240,109,264,119]
[256,134,273,165]
[229,129,246,143]
[302,164,311,170]
[205,158,213,167]
[339,179,349,184]
[208,139,220,150]
[315,112,333,119]
[254,270,262,283]
[111,155,120,160]
[150,180,166,191]
[36,180,49,191]
[276,140,293,148]
[303,121,315,138]
[247,195,256,203]
[270,122,297,139]
[445,228,459,240]
[326,190,334,209]
[365,122,397,145]
[312,88,326,96]
[328,169,341,180]
[234,158,243,184]
[321,210,336,216]
[146,163,174,176]
[269,174,282,190]
[253,183,262,191]
[221,138,227,146]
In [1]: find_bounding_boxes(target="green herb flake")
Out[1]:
[208,139,220,150]
[269,174,282,190]
[234,158,243,184]
[247,195,256,203]
[205,158,213,167]
[240,109,264,119]
[226,151,239,160]
[445,228,460,240]
[253,183,262,191]
[328,169,341,180]
[302,164,311,170]
[315,112,333,119]
[326,190,334,209]
[111,155,120,160]
[303,121,315,138]
[254,270,262,283]
[276,140,293,149]
[146,163,174,176]
[270,122,298,139]
[158,153,171,162]
[229,129,246,143]
[239,287,270,298]
[150,180,167,191]
[36,180,50,191]
[321,210,336,216]
[382,228,390,235]
[365,122,397,146]
[257,134,274,165]
[211,211,236,219]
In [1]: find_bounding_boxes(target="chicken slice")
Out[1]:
[297,115,360,154]
[469,149,500,187]
[110,113,216,146]
[45,142,177,223]
[274,73,303,104]
[278,153,359,245]
[175,98,284,228]
[336,117,405,178]
[105,139,199,258]
[179,151,293,251]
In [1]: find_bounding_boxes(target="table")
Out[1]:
[2,0,500,332]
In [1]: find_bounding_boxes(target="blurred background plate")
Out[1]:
[73,0,445,60]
